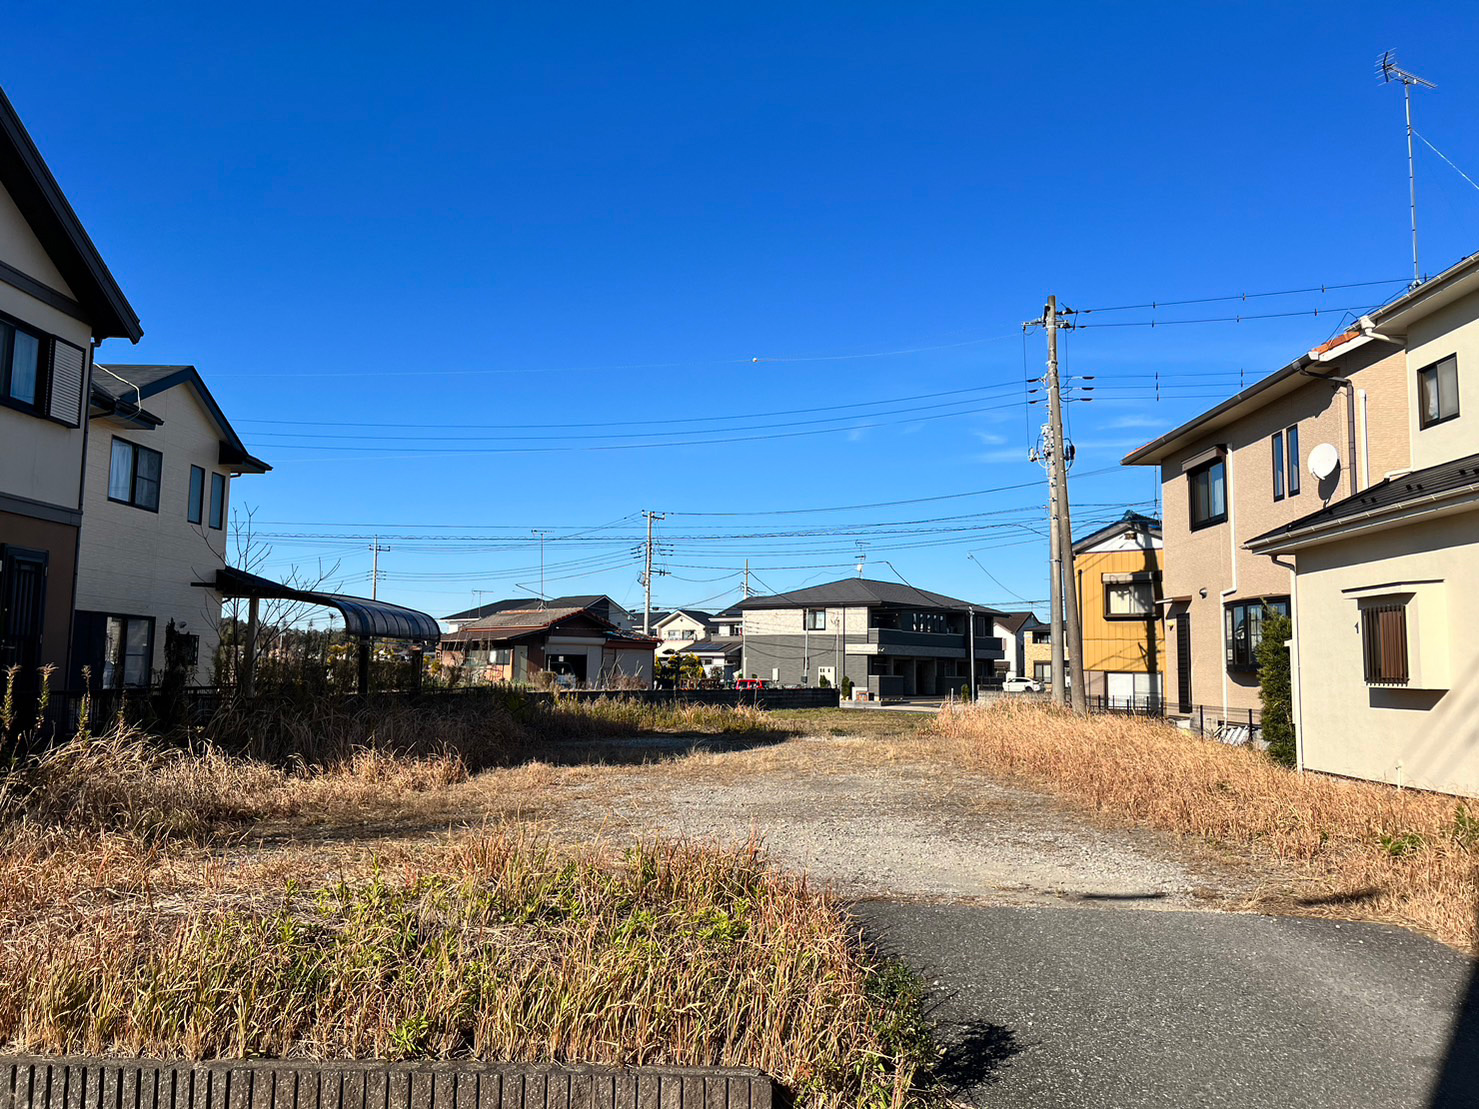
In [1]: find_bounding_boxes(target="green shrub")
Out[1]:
[1256,612,1295,767]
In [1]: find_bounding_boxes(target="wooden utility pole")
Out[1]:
[1044,450,1066,706]
[1044,297,1088,715]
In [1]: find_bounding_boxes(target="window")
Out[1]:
[908,610,951,634]
[805,608,827,630]
[1286,424,1300,496]
[1104,576,1156,618]
[1417,355,1459,428]
[107,437,162,511]
[1224,598,1289,671]
[1271,432,1285,500]
[1188,456,1227,529]
[187,465,205,524]
[1033,661,1052,682]
[1361,603,1409,685]
[102,616,154,689]
[0,319,44,410]
[209,472,226,529]
[1031,629,1052,644]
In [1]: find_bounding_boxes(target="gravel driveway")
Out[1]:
[531,722,1478,1109]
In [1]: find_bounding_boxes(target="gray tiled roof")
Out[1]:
[738,577,996,613]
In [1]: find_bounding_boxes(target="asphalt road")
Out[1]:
[856,902,1479,1109]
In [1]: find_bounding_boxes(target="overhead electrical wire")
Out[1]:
[1073,277,1408,315]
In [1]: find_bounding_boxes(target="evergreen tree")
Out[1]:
[1257,611,1295,767]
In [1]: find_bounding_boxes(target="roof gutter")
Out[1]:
[1246,481,1479,555]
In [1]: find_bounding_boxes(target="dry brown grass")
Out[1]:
[932,702,1479,952]
[0,725,934,1109]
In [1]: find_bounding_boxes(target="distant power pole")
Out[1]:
[531,530,548,607]
[743,559,750,598]
[1027,296,1087,715]
[369,535,390,600]
[641,511,666,634]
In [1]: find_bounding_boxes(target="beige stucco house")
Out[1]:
[72,365,268,688]
[1122,306,1412,726]
[1246,256,1479,796]
[0,86,142,692]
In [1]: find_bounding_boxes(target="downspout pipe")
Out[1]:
[1301,366,1361,497]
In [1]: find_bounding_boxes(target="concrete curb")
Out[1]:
[0,1058,776,1109]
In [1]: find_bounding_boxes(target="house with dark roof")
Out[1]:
[1126,248,1479,795]
[652,609,716,657]
[989,610,1048,682]
[738,577,1003,698]
[70,365,269,688]
[438,607,656,686]
[0,84,142,694]
[443,595,633,632]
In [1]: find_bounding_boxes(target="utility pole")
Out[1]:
[743,559,750,598]
[641,511,665,634]
[369,535,390,600]
[1036,436,1066,707]
[1027,296,1087,715]
[1379,52,1436,288]
[531,530,548,607]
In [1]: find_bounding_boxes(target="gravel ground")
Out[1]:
[555,733,1264,908]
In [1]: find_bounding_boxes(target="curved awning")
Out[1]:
[199,567,442,642]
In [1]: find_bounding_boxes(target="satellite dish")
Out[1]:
[1309,442,1340,480]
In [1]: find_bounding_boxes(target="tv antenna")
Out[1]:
[1378,51,1436,288]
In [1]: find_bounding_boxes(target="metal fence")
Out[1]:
[1087,696,1263,744]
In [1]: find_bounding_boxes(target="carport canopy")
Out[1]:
[201,567,442,641]
[199,567,442,695]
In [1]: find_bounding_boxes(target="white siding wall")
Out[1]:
[0,181,95,512]
[75,386,242,683]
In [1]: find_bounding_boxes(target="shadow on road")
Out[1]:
[1428,897,1478,1108]
[933,1019,1025,1093]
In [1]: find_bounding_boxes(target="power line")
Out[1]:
[1073,277,1407,315]
[265,397,1031,460]
[236,381,1024,433]
[1071,304,1384,329]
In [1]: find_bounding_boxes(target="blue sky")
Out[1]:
[11,3,1479,621]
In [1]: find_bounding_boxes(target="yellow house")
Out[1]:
[1072,512,1164,707]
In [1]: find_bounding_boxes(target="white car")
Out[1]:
[1001,676,1044,693]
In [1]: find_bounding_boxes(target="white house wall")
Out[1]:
[75,385,237,683]
[1293,510,1479,797]
[0,179,95,512]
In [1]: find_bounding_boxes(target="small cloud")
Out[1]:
[974,431,1008,446]
[1108,414,1165,430]
[846,427,869,442]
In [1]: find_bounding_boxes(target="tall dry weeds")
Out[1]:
[0,826,933,1109]
[933,702,1479,952]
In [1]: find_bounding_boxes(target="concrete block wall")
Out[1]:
[0,1059,775,1109]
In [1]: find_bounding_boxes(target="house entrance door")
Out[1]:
[0,546,48,686]
[1175,612,1192,714]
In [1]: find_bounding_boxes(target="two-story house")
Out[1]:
[72,365,269,688]
[1071,512,1164,707]
[990,610,1047,682]
[1246,255,1479,796]
[1122,304,1412,725]
[0,87,142,691]
[652,609,715,657]
[738,577,1003,696]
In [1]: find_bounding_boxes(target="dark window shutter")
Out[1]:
[48,338,86,427]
